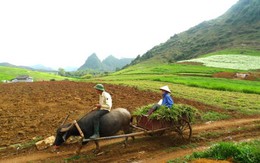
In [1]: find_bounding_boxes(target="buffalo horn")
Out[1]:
[61,114,70,126]
[60,123,74,132]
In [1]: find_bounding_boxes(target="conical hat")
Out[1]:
[160,85,171,93]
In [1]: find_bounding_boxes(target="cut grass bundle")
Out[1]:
[133,104,198,122]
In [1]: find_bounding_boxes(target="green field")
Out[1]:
[1,49,259,116]
[1,49,260,163]
[0,66,73,81]
[85,49,260,115]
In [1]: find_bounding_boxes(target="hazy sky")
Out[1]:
[0,0,238,69]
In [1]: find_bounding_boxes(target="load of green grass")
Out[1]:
[189,140,260,163]
[133,104,198,122]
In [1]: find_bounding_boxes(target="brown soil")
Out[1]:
[0,81,259,163]
[177,62,204,66]
[213,72,260,81]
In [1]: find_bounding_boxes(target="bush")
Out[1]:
[81,74,93,79]
[190,140,260,163]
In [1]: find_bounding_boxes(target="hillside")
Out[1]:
[78,53,133,72]
[0,66,70,81]
[0,62,35,71]
[0,62,58,72]
[129,0,260,65]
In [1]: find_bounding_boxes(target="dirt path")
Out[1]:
[142,117,260,163]
[1,117,259,163]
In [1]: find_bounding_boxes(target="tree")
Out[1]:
[58,68,66,76]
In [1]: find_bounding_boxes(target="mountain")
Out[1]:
[0,62,34,70]
[102,55,133,71]
[78,53,104,71]
[78,53,133,72]
[0,62,58,72]
[129,0,260,66]
[31,64,55,71]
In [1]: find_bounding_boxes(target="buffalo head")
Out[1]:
[53,123,74,147]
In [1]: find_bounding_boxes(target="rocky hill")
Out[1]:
[78,53,133,71]
[129,0,260,65]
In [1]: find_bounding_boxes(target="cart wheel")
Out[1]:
[175,118,192,141]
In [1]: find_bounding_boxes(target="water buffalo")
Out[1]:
[53,108,132,153]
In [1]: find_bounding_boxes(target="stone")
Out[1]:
[35,136,55,150]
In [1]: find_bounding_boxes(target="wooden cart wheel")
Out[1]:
[175,118,192,141]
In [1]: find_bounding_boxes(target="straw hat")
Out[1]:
[160,85,171,93]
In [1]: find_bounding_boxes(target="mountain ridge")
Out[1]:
[129,0,260,66]
[78,53,133,71]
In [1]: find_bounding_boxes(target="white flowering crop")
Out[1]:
[180,55,260,70]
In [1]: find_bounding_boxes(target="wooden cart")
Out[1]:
[83,114,192,142]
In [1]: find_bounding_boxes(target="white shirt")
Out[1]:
[99,91,112,111]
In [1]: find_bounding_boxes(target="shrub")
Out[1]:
[190,140,260,163]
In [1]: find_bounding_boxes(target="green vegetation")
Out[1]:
[188,140,260,163]
[103,70,260,95]
[168,140,260,163]
[133,104,198,122]
[201,111,231,121]
[0,136,43,151]
[107,53,260,94]
[200,49,260,57]
[129,0,260,65]
[0,66,73,81]
[85,48,260,115]
[85,79,260,115]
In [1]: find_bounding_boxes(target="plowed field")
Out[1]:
[0,81,259,163]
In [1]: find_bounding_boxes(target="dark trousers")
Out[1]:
[147,104,161,115]
[93,110,109,132]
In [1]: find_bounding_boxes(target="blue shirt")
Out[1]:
[162,92,174,108]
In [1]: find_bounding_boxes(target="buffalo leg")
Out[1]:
[92,140,100,154]
[123,126,134,147]
[75,140,88,155]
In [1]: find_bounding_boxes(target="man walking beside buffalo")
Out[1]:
[90,84,112,139]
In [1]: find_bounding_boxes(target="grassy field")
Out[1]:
[1,49,259,116]
[200,49,260,57]
[105,49,260,94]
[0,66,72,81]
[170,140,260,163]
[1,49,259,163]
[114,61,240,75]
[87,80,260,115]
[86,49,260,115]
[97,74,260,94]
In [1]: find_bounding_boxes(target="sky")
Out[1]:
[0,0,238,70]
